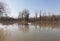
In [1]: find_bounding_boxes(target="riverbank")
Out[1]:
[0,17,60,25]
[0,20,60,25]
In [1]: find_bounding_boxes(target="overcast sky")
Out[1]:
[0,0,60,18]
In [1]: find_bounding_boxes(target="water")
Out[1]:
[0,23,60,41]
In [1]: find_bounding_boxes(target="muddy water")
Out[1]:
[0,23,60,41]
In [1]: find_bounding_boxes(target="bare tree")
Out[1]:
[18,9,29,22]
[43,11,46,21]
[5,13,8,17]
[48,12,50,16]
[22,9,29,22]
[39,10,41,21]
[18,12,22,18]
[35,11,38,21]
[0,2,7,17]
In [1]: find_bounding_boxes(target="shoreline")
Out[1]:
[0,20,60,25]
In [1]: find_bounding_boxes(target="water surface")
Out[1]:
[0,23,60,41]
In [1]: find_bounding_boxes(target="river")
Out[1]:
[0,23,60,41]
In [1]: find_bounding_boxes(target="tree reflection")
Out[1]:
[34,24,37,32]
[38,23,60,32]
[18,24,29,33]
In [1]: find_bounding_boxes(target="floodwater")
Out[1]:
[0,23,60,41]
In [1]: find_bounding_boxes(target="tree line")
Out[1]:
[18,9,60,22]
[0,2,60,23]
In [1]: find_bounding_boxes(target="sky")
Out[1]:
[0,0,60,18]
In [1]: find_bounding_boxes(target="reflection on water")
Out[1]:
[0,23,60,41]
[18,24,29,32]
